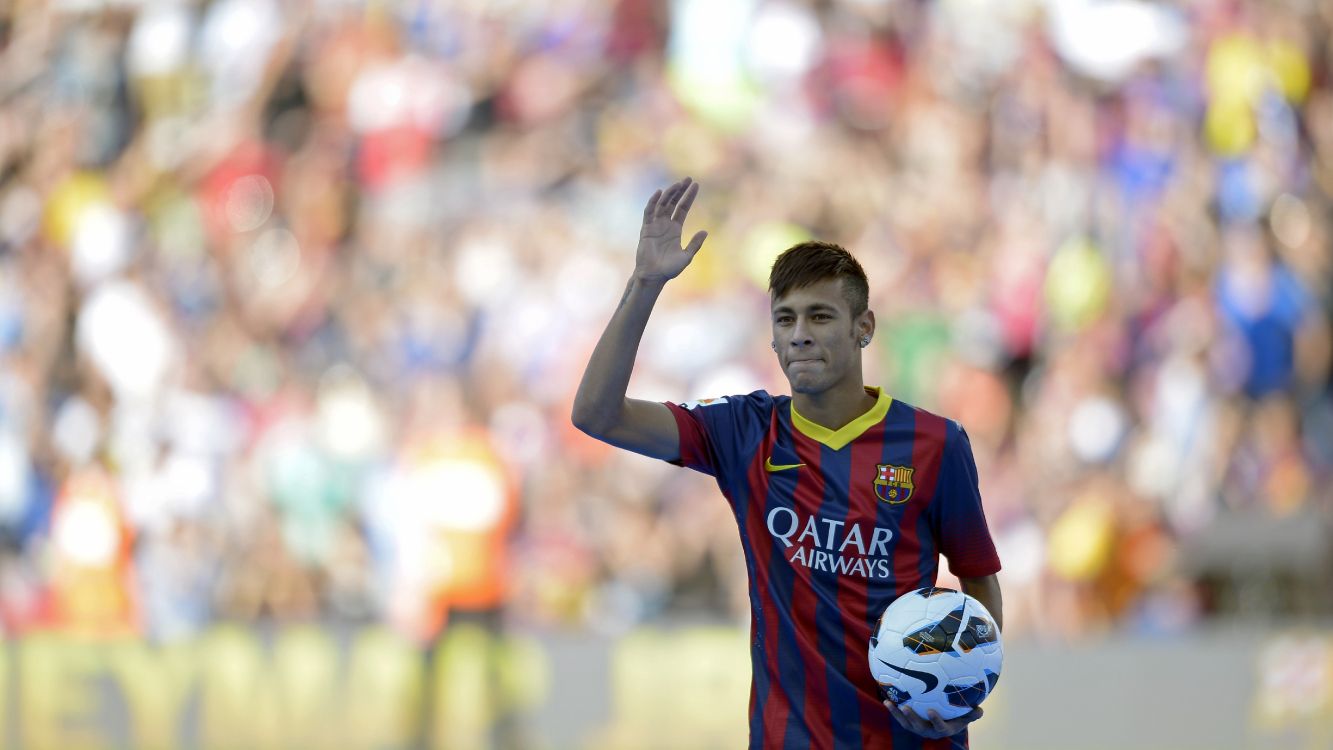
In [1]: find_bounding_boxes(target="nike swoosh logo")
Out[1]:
[764,457,806,472]
[877,658,939,692]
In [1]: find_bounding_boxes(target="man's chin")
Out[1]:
[787,374,828,395]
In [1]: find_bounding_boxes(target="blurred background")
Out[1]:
[0,0,1331,747]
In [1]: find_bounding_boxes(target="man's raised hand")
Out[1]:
[635,177,708,284]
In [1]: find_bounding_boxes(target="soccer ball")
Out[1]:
[868,587,1003,721]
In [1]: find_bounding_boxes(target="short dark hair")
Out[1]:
[768,241,869,316]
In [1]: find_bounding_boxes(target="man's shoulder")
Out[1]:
[886,396,963,447]
[892,397,957,426]
[680,389,781,413]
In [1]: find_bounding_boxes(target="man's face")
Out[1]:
[771,277,871,395]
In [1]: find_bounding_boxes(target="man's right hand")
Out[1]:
[635,176,708,284]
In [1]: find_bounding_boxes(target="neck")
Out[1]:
[791,378,877,430]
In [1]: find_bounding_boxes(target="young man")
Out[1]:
[572,177,1003,749]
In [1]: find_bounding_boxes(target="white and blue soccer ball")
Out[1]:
[868,587,1003,721]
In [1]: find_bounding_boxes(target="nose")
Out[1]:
[789,317,814,347]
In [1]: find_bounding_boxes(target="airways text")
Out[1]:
[766,507,896,579]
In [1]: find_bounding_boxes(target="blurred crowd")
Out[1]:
[0,0,1330,644]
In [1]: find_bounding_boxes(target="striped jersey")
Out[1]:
[664,387,1001,750]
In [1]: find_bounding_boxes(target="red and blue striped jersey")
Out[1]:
[665,387,1001,750]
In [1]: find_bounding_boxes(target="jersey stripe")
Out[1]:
[912,429,944,595]
[740,413,781,749]
[749,412,789,748]
[875,401,918,748]
[872,401,921,605]
[813,443,858,750]
[897,410,947,597]
[888,408,929,597]
[784,424,832,749]
[845,424,892,748]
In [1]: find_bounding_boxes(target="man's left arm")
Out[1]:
[886,423,1004,739]
[960,574,1003,632]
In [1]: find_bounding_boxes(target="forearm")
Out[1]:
[960,575,1003,632]
[571,275,666,434]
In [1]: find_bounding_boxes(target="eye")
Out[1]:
[776,315,794,325]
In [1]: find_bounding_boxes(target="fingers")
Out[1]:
[655,176,693,219]
[643,189,662,222]
[684,230,708,256]
[885,700,923,730]
[654,181,683,218]
[672,180,699,223]
[884,700,964,739]
[927,709,948,734]
[935,707,982,729]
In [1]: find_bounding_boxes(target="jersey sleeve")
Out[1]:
[930,422,1002,579]
[663,392,771,481]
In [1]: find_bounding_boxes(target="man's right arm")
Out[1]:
[571,177,707,461]
[571,276,681,460]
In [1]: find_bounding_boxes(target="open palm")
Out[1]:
[636,177,708,283]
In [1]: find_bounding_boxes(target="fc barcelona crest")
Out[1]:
[874,464,915,504]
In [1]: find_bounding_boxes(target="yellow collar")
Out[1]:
[790,387,893,450]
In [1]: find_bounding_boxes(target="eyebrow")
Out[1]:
[772,303,840,315]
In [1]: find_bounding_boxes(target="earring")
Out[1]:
[860,336,870,348]
[771,342,777,351]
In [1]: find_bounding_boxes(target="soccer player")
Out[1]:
[572,177,1003,749]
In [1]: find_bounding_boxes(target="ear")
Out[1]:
[858,309,876,340]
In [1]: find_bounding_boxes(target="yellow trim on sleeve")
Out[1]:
[790,387,893,450]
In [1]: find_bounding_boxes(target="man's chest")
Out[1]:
[745,431,936,575]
